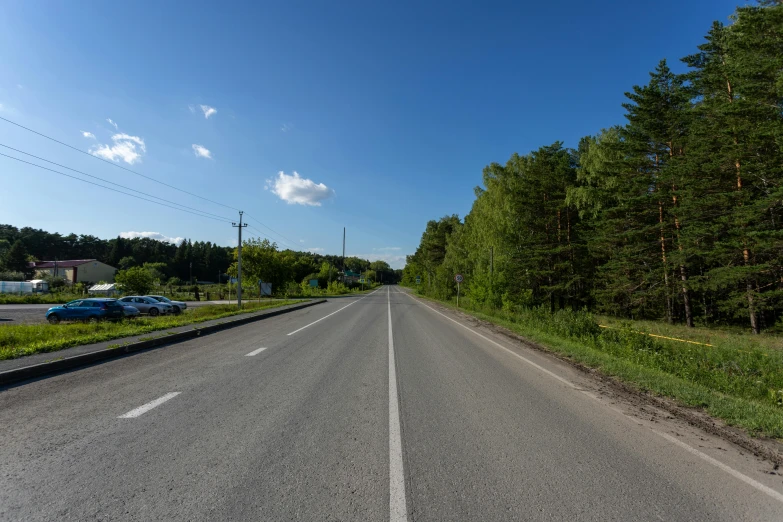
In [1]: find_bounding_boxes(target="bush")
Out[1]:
[115,266,154,295]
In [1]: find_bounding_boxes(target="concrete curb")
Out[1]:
[0,299,327,387]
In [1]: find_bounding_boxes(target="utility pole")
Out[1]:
[342,227,346,277]
[232,211,248,308]
[189,262,192,286]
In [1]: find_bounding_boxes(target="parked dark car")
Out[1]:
[46,298,125,324]
[122,304,140,319]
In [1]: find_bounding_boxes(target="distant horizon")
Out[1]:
[0,0,740,272]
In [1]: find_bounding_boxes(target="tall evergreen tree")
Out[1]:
[5,240,30,275]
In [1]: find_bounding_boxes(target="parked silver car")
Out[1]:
[117,296,173,316]
[146,295,187,315]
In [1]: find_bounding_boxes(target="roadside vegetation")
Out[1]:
[0,300,302,360]
[419,292,783,438]
[403,2,783,334]
[0,225,402,302]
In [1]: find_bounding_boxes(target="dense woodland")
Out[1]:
[403,2,783,333]
[0,224,400,289]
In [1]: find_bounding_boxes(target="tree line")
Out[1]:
[403,2,783,333]
[0,224,401,289]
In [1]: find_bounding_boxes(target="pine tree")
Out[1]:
[682,4,783,332]
[620,60,693,324]
[5,240,30,274]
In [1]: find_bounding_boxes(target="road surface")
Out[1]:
[1,286,781,520]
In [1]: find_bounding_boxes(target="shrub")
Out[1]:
[115,266,154,295]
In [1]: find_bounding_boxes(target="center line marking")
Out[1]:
[118,392,180,418]
[388,286,408,521]
[286,288,381,336]
[245,347,267,356]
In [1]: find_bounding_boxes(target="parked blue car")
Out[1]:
[46,298,125,324]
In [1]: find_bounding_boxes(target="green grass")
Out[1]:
[420,293,783,439]
[597,315,783,352]
[0,293,82,305]
[0,300,303,360]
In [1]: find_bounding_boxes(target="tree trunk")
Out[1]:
[659,201,673,324]
[680,264,694,327]
[727,74,758,333]
[671,189,693,328]
[744,246,759,334]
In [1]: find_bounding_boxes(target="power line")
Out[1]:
[0,143,234,222]
[1,115,304,249]
[245,224,298,250]
[0,152,233,223]
[0,115,240,212]
[244,213,299,249]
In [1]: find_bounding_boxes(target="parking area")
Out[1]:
[0,300,294,325]
[0,306,48,325]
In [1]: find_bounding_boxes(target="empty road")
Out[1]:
[1,286,782,520]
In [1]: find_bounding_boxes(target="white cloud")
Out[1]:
[16,84,23,89]
[0,103,4,112]
[281,123,293,132]
[90,133,146,164]
[81,131,96,139]
[299,239,305,243]
[266,171,334,206]
[192,144,212,159]
[307,247,324,253]
[188,104,196,114]
[200,105,217,119]
[120,231,184,245]
[106,118,118,129]
[373,246,401,251]
[356,253,409,270]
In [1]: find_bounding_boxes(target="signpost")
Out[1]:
[454,273,463,307]
[415,275,421,285]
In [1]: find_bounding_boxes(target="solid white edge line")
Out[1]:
[286,288,381,336]
[654,430,783,504]
[245,347,267,356]
[403,290,783,506]
[403,292,575,389]
[388,286,408,521]
[118,392,181,419]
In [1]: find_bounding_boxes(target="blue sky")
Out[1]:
[0,0,743,268]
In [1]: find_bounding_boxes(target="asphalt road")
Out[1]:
[1,286,782,521]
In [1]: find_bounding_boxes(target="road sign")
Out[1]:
[360,278,366,284]
[415,275,421,284]
[454,274,463,283]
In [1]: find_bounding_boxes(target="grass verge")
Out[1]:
[0,294,80,305]
[415,292,783,439]
[0,300,303,360]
